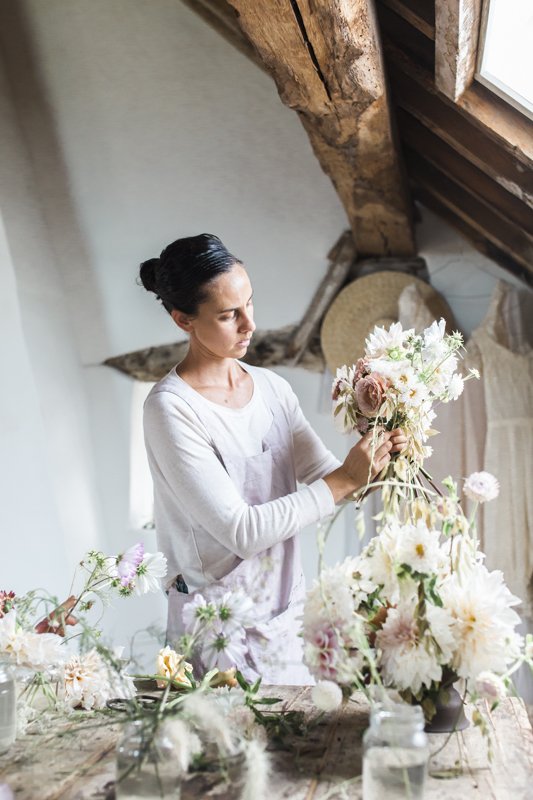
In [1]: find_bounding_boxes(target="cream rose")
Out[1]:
[156,646,193,688]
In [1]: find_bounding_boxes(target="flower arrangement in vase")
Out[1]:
[304,320,533,743]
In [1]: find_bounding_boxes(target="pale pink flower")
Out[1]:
[464,472,500,503]
[355,374,388,417]
[475,671,506,702]
[116,542,144,587]
[304,625,340,681]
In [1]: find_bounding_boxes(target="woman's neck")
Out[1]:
[176,349,244,391]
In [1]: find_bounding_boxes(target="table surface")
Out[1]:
[1,687,532,799]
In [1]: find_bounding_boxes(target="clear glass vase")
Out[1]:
[362,703,429,800]
[115,719,183,799]
[0,663,16,755]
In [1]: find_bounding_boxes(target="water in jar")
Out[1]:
[0,675,16,754]
[363,745,427,800]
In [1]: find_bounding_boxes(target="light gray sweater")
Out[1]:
[143,365,340,591]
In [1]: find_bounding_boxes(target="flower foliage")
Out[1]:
[0,542,167,709]
[303,474,532,722]
[332,319,479,518]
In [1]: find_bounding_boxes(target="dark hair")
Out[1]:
[139,233,242,315]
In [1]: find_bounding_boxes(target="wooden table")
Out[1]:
[1,687,532,799]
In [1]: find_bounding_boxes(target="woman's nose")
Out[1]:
[240,310,256,333]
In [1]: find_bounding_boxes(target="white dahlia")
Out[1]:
[376,600,454,695]
[441,566,522,681]
[396,521,442,576]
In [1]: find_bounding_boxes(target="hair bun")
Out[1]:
[139,257,160,293]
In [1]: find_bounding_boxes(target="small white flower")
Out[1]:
[446,373,465,401]
[423,318,446,347]
[134,551,167,595]
[396,521,442,575]
[475,671,506,702]
[182,594,218,631]
[464,472,500,503]
[200,628,248,671]
[400,380,429,408]
[365,322,412,358]
[211,589,256,633]
[311,680,343,711]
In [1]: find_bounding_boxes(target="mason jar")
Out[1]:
[115,719,183,799]
[0,663,16,755]
[362,703,429,800]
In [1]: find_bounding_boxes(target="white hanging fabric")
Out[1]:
[400,281,533,616]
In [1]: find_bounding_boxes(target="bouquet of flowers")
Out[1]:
[303,472,533,732]
[332,320,479,518]
[0,541,167,712]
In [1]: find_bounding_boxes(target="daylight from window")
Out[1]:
[478,0,533,118]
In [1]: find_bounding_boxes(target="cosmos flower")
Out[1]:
[133,551,167,595]
[116,542,145,587]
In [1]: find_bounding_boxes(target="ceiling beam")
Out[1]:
[226,0,416,256]
[384,49,533,207]
[406,150,533,283]
[435,0,482,102]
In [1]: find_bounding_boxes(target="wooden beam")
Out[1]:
[378,0,435,40]
[376,3,435,70]
[226,0,416,257]
[287,230,355,365]
[435,0,482,101]
[383,50,533,207]
[397,108,533,236]
[382,41,533,176]
[104,324,327,382]
[405,148,533,281]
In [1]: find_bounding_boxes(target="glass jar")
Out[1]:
[0,663,16,755]
[362,703,429,800]
[115,719,183,799]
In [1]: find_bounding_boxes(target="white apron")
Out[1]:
[165,367,313,685]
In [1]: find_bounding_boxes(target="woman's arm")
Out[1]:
[144,392,336,561]
[276,374,400,503]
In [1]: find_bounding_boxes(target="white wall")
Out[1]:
[0,1,524,666]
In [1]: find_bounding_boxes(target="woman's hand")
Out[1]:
[324,428,396,503]
[389,427,407,454]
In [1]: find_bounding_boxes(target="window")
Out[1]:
[477,0,533,120]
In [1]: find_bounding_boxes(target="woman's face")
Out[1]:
[173,264,256,359]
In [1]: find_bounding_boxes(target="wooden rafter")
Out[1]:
[435,0,481,102]
[225,0,416,257]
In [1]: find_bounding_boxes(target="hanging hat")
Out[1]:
[320,272,457,373]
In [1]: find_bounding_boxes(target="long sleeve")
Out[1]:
[144,391,335,564]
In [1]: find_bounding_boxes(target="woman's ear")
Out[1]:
[171,309,193,333]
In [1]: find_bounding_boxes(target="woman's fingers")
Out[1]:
[389,427,407,453]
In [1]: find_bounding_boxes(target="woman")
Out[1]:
[141,234,405,684]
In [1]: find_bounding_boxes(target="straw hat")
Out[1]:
[320,272,456,373]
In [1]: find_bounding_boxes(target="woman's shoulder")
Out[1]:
[144,367,198,421]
